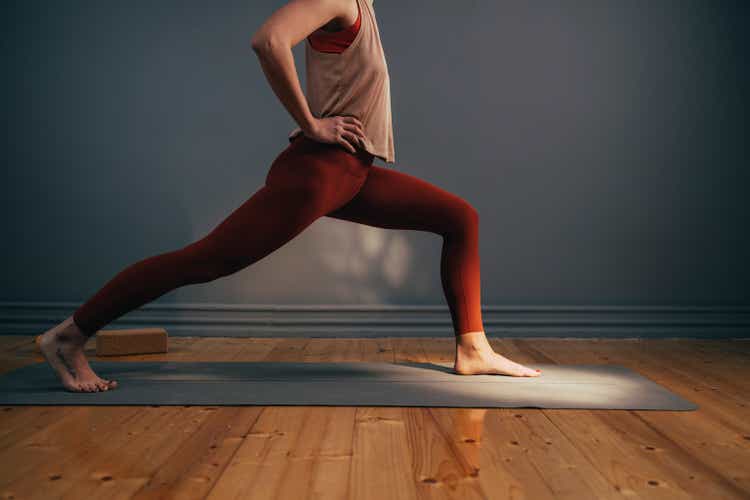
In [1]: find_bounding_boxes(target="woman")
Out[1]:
[37,0,541,392]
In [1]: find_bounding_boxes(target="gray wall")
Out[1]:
[3,1,748,313]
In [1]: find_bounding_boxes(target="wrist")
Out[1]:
[301,116,318,135]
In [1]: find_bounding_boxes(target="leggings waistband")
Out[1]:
[291,133,375,166]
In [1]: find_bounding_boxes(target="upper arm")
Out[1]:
[251,0,347,50]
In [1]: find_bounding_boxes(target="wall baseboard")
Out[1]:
[1,302,748,338]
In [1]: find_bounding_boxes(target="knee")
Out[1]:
[445,201,479,237]
[466,203,479,227]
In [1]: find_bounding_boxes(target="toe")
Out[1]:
[65,381,81,392]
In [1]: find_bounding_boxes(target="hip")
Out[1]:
[265,133,373,189]
[289,133,374,165]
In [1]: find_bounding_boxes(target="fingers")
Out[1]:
[342,124,367,145]
[339,116,365,153]
[342,119,366,139]
[342,116,367,143]
[343,130,364,147]
[338,134,357,153]
[343,116,363,129]
[331,116,366,153]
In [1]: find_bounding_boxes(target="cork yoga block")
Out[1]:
[96,328,168,356]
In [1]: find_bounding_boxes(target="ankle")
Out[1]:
[53,316,89,345]
[69,315,92,339]
[455,330,492,355]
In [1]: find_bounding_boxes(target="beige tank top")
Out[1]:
[288,0,395,164]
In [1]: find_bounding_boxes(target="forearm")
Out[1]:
[252,39,316,134]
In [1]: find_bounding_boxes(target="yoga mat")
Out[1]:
[0,361,698,410]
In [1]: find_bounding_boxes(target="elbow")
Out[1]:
[251,33,283,54]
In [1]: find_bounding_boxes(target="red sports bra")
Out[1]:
[307,1,361,54]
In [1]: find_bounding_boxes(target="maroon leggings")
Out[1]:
[73,135,484,337]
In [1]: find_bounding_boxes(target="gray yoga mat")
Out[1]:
[0,361,698,410]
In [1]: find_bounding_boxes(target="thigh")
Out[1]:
[325,165,477,233]
[187,172,367,271]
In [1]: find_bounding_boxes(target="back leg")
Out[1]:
[73,181,340,335]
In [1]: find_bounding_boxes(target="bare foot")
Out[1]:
[453,331,541,377]
[37,315,118,392]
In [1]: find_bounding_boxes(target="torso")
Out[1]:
[290,0,395,163]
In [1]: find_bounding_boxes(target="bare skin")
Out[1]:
[37,315,118,392]
[454,331,542,377]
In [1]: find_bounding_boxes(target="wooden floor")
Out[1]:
[0,336,748,500]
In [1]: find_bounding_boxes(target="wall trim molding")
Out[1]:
[1,301,748,338]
